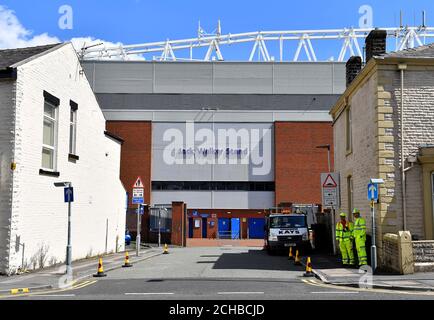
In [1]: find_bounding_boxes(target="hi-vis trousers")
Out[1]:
[339,240,355,265]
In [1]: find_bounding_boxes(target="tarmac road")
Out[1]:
[6,247,434,300]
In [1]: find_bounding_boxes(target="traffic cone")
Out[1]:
[122,251,133,268]
[303,256,315,277]
[294,250,302,266]
[163,244,169,254]
[288,247,294,260]
[93,257,107,277]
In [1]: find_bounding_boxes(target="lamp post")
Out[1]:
[316,144,336,254]
[54,182,73,278]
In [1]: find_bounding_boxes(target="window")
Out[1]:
[346,106,352,153]
[151,181,275,191]
[69,101,78,155]
[347,175,353,217]
[42,97,58,171]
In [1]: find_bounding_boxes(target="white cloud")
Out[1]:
[0,5,60,48]
[0,5,144,60]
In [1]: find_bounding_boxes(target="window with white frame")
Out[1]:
[41,91,59,171]
[69,101,78,155]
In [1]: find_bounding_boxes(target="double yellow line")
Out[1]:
[0,279,97,299]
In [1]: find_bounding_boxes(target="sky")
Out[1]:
[1,0,434,61]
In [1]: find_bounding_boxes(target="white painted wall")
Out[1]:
[1,43,126,274]
[0,80,15,273]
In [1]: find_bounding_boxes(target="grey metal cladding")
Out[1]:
[213,63,273,94]
[95,93,340,111]
[274,63,346,94]
[93,62,154,93]
[82,61,346,95]
[154,63,213,93]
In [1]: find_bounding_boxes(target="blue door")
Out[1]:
[202,218,207,238]
[218,218,230,239]
[248,218,265,239]
[188,218,194,238]
[231,218,240,239]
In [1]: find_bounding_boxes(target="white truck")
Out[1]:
[265,205,317,254]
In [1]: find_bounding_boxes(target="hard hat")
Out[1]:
[339,212,346,217]
[353,208,360,214]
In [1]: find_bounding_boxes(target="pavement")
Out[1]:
[307,253,434,291]
[0,245,163,294]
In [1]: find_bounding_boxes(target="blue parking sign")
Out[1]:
[64,187,74,203]
[367,183,378,201]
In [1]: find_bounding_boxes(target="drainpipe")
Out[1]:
[398,63,408,231]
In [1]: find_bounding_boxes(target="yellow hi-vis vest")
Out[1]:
[336,221,354,242]
[354,217,366,238]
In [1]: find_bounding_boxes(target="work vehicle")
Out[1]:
[265,205,317,254]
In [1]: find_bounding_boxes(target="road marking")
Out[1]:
[311,291,360,294]
[125,292,175,295]
[217,292,264,295]
[34,294,76,297]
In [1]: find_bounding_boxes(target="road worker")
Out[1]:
[336,212,355,266]
[353,208,367,266]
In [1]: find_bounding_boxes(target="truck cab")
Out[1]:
[265,213,312,254]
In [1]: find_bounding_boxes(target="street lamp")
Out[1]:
[316,144,336,255]
[54,182,73,278]
[316,144,331,172]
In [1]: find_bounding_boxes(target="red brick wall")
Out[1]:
[275,122,334,205]
[106,121,152,207]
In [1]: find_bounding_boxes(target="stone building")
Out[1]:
[330,30,434,265]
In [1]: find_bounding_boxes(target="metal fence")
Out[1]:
[149,204,172,233]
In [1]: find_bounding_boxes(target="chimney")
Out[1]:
[346,56,362,87]
[365,29,387,62]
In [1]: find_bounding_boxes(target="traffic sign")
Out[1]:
[132,188,144,204]
[321,173,340,208]
[64,187,74,203]
[132,176,144,188]
[367,183,379,201]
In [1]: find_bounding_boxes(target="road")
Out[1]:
[7,246,434,300]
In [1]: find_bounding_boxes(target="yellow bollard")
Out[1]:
[303,256,315,277]
[288,247,294,260]
[163,244,169,254]
[294,250,302,266]
[122,251,133,268]
[93,257,107,277]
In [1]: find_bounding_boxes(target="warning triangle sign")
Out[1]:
[322,174,337,188]
[132,176,144,188]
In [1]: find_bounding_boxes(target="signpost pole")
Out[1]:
[371,199,377,273]
[66,193,72,277]
[331,205,337,255]
[136,204,141,257]
[158,209,161,248]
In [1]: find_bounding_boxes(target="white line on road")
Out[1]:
[311,291,360,294]
[125,292,175,295]
[217,292,264,295]
[35,294,76,297]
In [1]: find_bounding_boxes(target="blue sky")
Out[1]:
[1,0,434,60]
